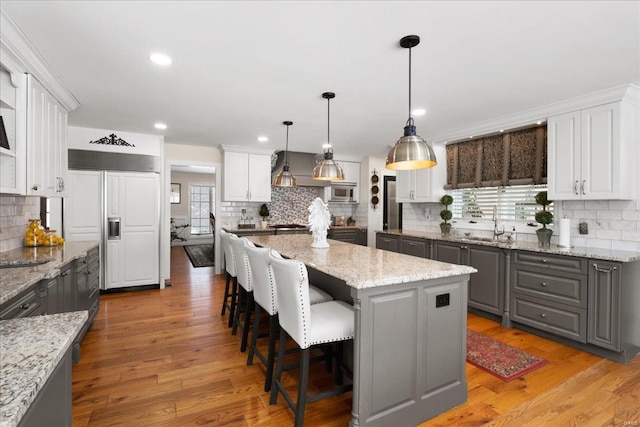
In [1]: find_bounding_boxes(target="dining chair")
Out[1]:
[269,251,354,427]
[229,235,256,352]
[219,229,237,328]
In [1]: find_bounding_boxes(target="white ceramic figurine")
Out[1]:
[308,197,331,248]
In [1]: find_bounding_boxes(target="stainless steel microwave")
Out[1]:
[330,184,356,202]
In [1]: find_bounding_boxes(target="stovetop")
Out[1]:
[270,224,307,229]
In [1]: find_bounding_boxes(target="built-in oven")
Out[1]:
[330,183,356,202]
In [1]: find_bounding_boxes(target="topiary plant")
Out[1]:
[440,195,453,224]
[534,191,553,228]
[259,203,270,221]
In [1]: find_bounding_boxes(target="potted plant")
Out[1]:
[259,204,270,229]
[440,195,454,236]
[534,191,553,247]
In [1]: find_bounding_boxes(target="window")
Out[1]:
[451,184,553,222]
[190,185,215,235]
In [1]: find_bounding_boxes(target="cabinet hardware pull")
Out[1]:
[20,303,30,310]
[540,313,546,319]
[32,185,39,191]
[541,282,547,287]
[408,242,417,246]
[581,180,586,195]
[593,264,617,273]
[574,180,579,195]
[383,239,390,243]
[542,259,547,263]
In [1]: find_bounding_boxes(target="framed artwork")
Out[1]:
[170,183,181,204]
[0,116,9,150]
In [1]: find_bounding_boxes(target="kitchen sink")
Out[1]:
[461,236,494,242]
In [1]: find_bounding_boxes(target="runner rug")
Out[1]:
[467,329,548,382]
[184,245,215,268]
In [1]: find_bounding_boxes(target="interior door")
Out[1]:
[106,171,159,289]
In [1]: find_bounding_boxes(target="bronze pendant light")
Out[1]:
[273,121,297,187]
[312,92,344,181]
[386,35,437,170]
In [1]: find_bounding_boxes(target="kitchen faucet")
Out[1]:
[492,206,504,241]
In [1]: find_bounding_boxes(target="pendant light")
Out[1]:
[273,121,297,187]
[312,92,344,181]
[386,35,437,170]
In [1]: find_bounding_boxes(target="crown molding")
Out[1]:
[218,144,275,155]
[428,84,639,145]
[1,8,79,112]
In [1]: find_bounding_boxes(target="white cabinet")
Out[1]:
[337,160,360,202]
[396,146,446,203]
[548,100,638,200]
[221,145,273,202]
[0,58,26,194]
[26,75,69,197]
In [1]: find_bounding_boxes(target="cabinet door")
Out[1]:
[396,168,444,203]
[588,261,621,351]
[338,161,360,202]
[581,103,620,200]
[547,111,581,200]
[247,153,271,202]
[413,168,438,202]
[44,278,61,314]
[223,151,250,201]
[396,170,413,202]
[376,233,399,253]
[400,237,428,258]
[60,264,74,313]
[467,245,504,315]
[357,228,368,246]
[433,241,466,265]
[0,62,26,194]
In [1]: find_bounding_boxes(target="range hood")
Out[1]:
[271,151,329,187]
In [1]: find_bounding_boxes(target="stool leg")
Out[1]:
[270,327,288,405]
[264,314,278,392]
[221,272,231,316]
[240,291,253,352]
[232,286,244,335]
[228,277,238,328]
[335,342,344,385]
[247,302,261,365]
[294,348,310,427]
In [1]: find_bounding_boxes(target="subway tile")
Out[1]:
[585,200,609,210]
[596,210,622,220]
[611,240,640,252]
[596,229,621,240]
[608,200,634,211]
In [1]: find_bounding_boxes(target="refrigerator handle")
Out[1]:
[108,217,121,240]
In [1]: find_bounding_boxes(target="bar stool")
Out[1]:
[219,230,237,328]
[269,251,354,427]
[229,235,256,352]
[244,245,333,392]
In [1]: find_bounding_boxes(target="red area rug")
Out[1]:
[467,330,548,382]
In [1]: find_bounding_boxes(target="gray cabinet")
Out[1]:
[588,260,621,351]
[72,246,100,363]
[356,228,368,246]
[0,284,42,319]
[328,228,357,244]
[510,251,588,343]
[400,236,429,258]
[434,242,504,316]
[376,233,400,253]
[59,263,74,313]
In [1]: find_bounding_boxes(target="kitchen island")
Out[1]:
[246,234,476,427]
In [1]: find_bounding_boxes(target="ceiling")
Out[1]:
[2,1,638,160]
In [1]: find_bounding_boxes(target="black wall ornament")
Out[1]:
[89,133,136,147]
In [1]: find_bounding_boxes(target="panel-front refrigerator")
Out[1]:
[65,169,160,290]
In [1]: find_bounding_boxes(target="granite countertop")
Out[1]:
[246,234,476,289]
[0,242,99,306]
[0,311,88,427]
[379,229,640,263]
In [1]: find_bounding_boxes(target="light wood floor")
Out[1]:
[72,247,640,426]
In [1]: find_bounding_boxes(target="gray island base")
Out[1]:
[247,234,476,427]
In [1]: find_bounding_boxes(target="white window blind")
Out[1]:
[190,185,215,234]
[451,184,552,222]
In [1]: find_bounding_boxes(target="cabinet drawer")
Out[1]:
[376,234,399,253]
[86,247,99,265]
[512,268,587,308]
[0,287,41,320]
[400,238,428,258]
[329,230,358,244]
[511,294,586,343]
[513,251,587,274]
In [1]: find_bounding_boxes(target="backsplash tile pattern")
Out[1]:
[402,199,640,252]
[0,196,39,252]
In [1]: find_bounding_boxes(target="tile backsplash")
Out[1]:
[0,195,39,251]
[402,199,640,252]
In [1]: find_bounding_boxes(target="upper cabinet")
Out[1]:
[220,145,273,202]
[0,59,26,194]
[397,145,446,203]
[548,97,639,200]
[26,75,69,197]
[337,160,360,203]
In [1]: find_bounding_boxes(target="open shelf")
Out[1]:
[0,98,16,110]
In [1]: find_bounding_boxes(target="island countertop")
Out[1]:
[246,234,476,289]
[0,311,88,427]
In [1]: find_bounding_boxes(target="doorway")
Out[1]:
[383,176,402,231]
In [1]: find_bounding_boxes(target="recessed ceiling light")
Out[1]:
[154,122,167,130]
[149,53,172,66]
[499,129,504,133]
[536,121,543,125]
[257,136,268,143]
[412,108,426,116]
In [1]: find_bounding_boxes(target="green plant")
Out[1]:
[259,203,270,221]
[534,191,553,228]
[440,195,454,224]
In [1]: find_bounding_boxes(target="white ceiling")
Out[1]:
[2,1,638,160]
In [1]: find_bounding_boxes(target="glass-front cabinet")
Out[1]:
[0,59,26,194]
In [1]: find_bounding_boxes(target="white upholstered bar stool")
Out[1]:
[229,235,256,352]
[244,245,333,392]
[219,229,238,328]
[269,251,354,427]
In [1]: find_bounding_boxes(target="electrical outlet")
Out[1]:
[579,221,588,234]
[436,293,450,308]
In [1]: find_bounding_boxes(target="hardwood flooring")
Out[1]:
[72,247,640,426]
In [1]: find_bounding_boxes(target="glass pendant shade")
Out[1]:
[312,147,344,181]
[273,121,297,187]
[386,35,437,171]
[313,92,345,181]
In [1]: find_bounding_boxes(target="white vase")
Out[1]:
[261,221,268,229]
